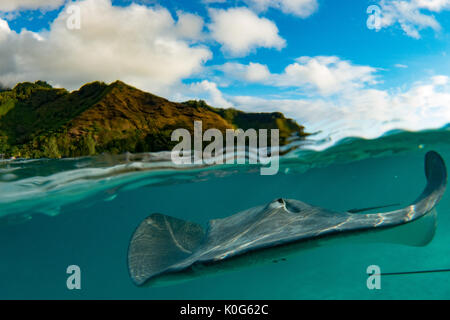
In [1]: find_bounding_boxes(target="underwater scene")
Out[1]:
[1,127,449,299]
[1,0,450,302]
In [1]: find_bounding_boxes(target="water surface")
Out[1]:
[1,127,450,299]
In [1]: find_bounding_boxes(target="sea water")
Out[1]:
[1,127,450,299]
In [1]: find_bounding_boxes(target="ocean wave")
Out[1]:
[0,126,449,220]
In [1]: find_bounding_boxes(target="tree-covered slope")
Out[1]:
[0,80,307,159]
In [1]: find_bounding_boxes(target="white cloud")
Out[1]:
[229,75,450,146]
[431,74,449,85]
[209,56,449,145]
[0,0,211,95]
[0,18,10,38]
[0,0,65,12]
[218,62,271,83]
[208,7,286,57]
[415,0,450,11]
[175,11,205,41]
[184,80,234,108]
[217,56,378,95]
[244,0,318,18]
[377,0,450,38]
[276,56,378,95]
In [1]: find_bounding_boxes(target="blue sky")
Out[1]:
[0,0,449,143]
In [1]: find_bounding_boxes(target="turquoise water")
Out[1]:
[1,128,450,299]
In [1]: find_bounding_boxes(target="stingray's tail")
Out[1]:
[127,213,205,286]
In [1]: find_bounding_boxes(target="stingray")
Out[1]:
[128,151,447,286]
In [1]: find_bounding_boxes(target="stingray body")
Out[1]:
[128,151,447,286]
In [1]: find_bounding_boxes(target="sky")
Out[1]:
[0,0,449,143]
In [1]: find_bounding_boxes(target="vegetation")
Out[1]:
[0,80,308,159]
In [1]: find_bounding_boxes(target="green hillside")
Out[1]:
[0,80,308,159]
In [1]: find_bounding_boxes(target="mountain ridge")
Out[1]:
[0,80,308,159]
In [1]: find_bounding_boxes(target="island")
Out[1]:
[0,80,307,159]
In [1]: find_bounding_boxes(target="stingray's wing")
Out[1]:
[411,150,447,212]
[342,150,447,228]
[127,213,205,285]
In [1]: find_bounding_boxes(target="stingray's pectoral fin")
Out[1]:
[418,151,447,205]
[404,151,447,217]
[347,203,400,213]
[127,213,205,286]
[362,151,446,220]
[395,151,447,245]
[356,151,447,247]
